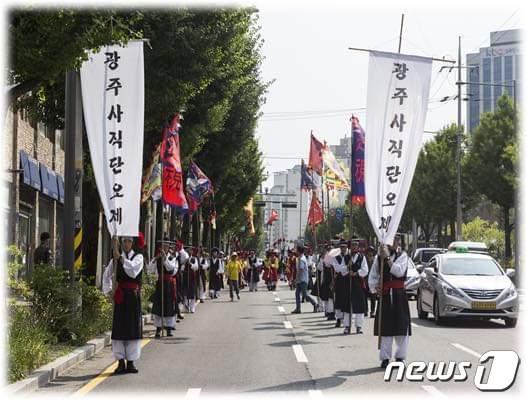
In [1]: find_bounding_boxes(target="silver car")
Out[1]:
[417,252,518,327]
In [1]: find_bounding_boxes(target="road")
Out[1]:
[35,281,522,397]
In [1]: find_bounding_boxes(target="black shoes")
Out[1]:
[166,328,174,337]
[237,294,240,300]
[155,328,162,338]
[395,358,405,362]
[335,319,341,328]
[380,359,390,369]
[370,313,375,318]
[291,309,301,314]
[313,304,318,313]
[327,313,336,321]
[178,313,185,320]
[114,359,126,374]
[126,360,138,373]
[356,327,363,334]
[343,327,351,335]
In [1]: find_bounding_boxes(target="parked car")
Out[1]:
[417,250,518,327]
[447,241,488,255]
[412,247,443,272]
[404,257,420,299]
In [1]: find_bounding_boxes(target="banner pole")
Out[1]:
[377,251,384,350]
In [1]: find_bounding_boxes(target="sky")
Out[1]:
[254,5,523,190]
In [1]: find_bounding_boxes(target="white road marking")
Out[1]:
[274,297,280,302]
[421,385,447,398]
[451,343,482,358]
[284,321,293,329]
[308,389,324,399]
[185,388,201,399]
[273,292,277,295]
[292,344,308,363]
[278,306,285,313]
[411,322,419,328]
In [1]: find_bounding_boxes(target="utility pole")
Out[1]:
[63,71,83,279]
[456,36,463,241]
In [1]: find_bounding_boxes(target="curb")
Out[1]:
[7,314,152,394]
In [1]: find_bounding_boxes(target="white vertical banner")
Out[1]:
[364,51,432,245]
[80,41,144,237]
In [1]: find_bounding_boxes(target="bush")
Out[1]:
[141,272,156,314]
[8,305,51,383]
[7,245,30,299]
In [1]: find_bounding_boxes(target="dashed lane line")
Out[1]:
[284,321,293,329]
[421,385,448,398]
[274,297,281,302]
[292,344,309,363]
[184,388,202,399]
[451,343,482,358]
[308,389,324,398]
[278,306,285,313]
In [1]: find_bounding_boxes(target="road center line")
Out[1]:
[185,388,202,399]
[73,339,151,397]
[273,292,277,295]
[274,297,280,302]
[451,343,482,358]
[284,321,293,329]
[308,389,324,398]
[421,385,447,398]
[278,306,285,313]
[292,344,308,363]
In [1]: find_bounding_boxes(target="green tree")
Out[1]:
[465,95,517,259]
[462,217,505,261]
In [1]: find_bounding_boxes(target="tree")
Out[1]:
[462,217,505,261]
[465,95,517,259]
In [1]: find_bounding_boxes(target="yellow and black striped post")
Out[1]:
[74,227,83,270]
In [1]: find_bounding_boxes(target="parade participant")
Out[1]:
[209,247,223,299]
[332,240,351,329]
[198,248,209,302]
[291,245,318,314]
[183,247,200,313]
[218,251,226,290]
[368,236,411,368]
[225,252,243,301]
[346,240,369,334]
[263,249,279,291]
[247,250,260,292]
[286,249,297,290]
[174,241,187,321]
[317,245,335,320]
[102,236,144,374]
[147,239,178,338]
[365,245,377,318]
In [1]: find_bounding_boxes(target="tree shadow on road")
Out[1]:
[335,367,383,377]
[247,376,345,392]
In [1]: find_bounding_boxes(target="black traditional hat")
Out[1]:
[338,239,349,247]
[211,247,219,253]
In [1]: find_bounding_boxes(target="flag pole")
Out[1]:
[349,118,354,334]
[299,160,303,244]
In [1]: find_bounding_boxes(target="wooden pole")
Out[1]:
[377,250,384,350]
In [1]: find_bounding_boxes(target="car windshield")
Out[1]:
[422,250,440,263]
[441,257,503,276]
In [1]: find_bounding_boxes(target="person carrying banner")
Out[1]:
[318,245,335,320]
[225,252,243,301]
[368,236,411,368]
[364,245,377,318]
[247,250,260,292]
[286,249,297,290]
[263,250,279,291]
[183,247,200,313]
[331,240,351,329]
[209,247,223,299]
[198,247,209,302]
[102,236,144,374]
[347,240,369,334]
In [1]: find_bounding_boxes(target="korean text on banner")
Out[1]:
[364,51,432,245]
[80,41,144,237]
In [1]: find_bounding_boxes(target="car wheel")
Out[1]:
[504,317,518,328]
[433,296,444,325]
[417,292,428,320]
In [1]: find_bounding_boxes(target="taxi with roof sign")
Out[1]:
[416,246,518,327]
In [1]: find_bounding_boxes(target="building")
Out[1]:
[466,29,521,133]
[3,104,65,276]
[265,165,309,249]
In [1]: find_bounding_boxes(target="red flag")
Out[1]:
[266,209,279,225]
[160,113,188,211]
[308,133,324,175]
[307,193,324,228]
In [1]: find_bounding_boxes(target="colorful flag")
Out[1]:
[161,113,188,211]
[322,146,350,191]
[243,198,256,235]
[308,133,324,175]
[141,144,162,203]
[186,160,213,205]
[351,115,366,205]
[307,193,324,228]
[266,209,279,226]
[300,159,314,191]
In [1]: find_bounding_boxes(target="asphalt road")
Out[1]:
[35,281,523,397]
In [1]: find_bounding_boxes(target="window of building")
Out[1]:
[482,58,491,112]
[504,55,513,82]
[493,57,502,106]
[468,65,480,132]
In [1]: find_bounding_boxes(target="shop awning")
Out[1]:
[57,175,65,204]
[19,150,41,190]
[40,164,59,200]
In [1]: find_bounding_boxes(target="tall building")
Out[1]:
[466,29,521,133]
[265,165,309,248]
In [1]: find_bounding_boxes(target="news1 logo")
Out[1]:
[384,350,520,391]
